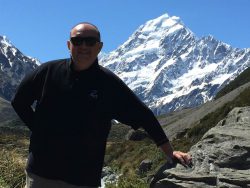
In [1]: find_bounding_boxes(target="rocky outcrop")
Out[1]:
[125,129,149,141]
[151,107,250,187]
[138,159,153,175]
[101,166,120,187]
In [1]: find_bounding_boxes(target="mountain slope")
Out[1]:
[0,36,39,101]
[100,13,250,115]
[160,81,250,140]
[0,96,18,125]
[161,64,250,140]
[215,66,250,99]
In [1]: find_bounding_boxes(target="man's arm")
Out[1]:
[109,72,192,165]
[11,70,39,130]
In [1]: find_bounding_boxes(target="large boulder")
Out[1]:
[151,107,250,187]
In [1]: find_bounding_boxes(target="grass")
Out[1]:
[0,124,29,188]
[2,86,250,188]
[105,139,164,188]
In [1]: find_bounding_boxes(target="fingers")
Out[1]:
[173,151,192,167]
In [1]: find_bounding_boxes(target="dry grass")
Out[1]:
[0,127,29,188]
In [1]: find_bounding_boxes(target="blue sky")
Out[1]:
[1,0,250,63]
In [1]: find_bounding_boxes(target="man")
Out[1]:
[11,22,191,188]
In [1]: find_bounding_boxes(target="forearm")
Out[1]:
[11,70,38,130]
[159,141,174,163]
[11,99,35,130]
[140,109,170,146]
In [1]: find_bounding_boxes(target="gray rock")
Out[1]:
[102,166,114,178]
[138,159,153,175]
[151,107,250,187]
[101,166,121,186]
[125,129,149,141]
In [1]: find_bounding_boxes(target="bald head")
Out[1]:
[70,22,101,41]
[67,22,103,71]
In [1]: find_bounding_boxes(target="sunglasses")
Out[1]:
[70,36,100,47]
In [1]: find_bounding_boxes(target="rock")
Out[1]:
[138,159,153,175]
[101,166,114,178]
[101,166,120,186]
[151,107,250,187]
[125,129,149,141]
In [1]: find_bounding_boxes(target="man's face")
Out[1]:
[67,24,103,70]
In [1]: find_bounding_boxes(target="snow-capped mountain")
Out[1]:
[100,14,250,115]
[1,13,250,115]
[0,36,40,100]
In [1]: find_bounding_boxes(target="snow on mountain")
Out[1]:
[1,13,250,115]
[100,13,250,115]
[0,35,40,100]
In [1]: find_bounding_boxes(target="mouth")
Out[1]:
[78,51,91,56]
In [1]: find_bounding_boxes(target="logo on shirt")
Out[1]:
[89,90,98,100]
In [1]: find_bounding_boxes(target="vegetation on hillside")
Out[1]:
[215,67,250,99]
[1,82,250,187]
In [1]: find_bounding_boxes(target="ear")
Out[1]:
[67,40,71,50]
[98,42,103,53]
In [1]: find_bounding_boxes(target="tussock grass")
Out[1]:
[104,138,166,187]
[0,126,29,188]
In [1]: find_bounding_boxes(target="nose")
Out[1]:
[78,41,88,48]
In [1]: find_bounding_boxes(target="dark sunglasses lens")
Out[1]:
[71,37,83,46]
[85,38,98,46]
[71,37,99,46]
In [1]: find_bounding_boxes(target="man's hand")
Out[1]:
[173,151,192,167]
[159,142,192,167]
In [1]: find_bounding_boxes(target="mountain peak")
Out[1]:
[0,35,12,46]
[101,13,250,115]
[0,35,11,46]
[140,13,182,34]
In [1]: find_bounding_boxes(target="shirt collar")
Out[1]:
[69,58,99,72]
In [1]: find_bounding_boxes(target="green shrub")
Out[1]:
[105,174,148,188]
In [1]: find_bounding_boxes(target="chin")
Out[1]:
[77,61,94,70]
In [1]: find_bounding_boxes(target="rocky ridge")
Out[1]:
[151,107,250,187]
